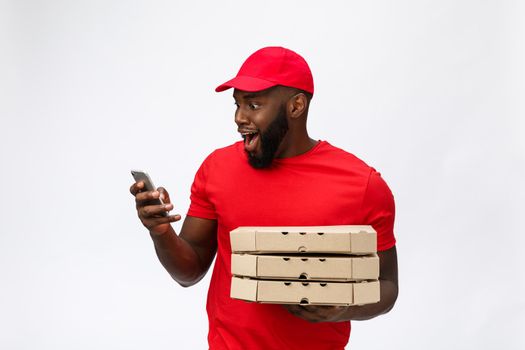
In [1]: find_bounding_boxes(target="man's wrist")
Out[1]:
[149,226,176,240]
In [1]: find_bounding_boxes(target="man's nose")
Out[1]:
[234,108,249,125]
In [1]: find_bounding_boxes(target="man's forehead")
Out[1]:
[233,85,283,99]
[233,87,280,100]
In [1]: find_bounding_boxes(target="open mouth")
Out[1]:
[240,130,260,152]
[242,131,258,143]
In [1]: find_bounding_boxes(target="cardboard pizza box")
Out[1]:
[230,225,376,254]
[231,276,380,306]
[231,253,379,281]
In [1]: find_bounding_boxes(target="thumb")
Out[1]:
[157,187,171,205]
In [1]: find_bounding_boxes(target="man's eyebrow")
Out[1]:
[233,91,268,101]
[242,93,259,100]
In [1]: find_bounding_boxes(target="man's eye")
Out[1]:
[233,102,240,108]
[249,103,260,110]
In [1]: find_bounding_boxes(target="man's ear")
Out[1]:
[287,93,308,119]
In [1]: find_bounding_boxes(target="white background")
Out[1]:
[1,1,524,349]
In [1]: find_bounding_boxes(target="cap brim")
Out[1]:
[215,75,278,92]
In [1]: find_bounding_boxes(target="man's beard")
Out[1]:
[247,106,289,169]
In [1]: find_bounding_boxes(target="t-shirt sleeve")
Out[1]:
[187,156,218,220]
[361,169,396,251]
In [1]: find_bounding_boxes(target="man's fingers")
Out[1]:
[283,305,316,321]
[282,304,345,323]
[142,214,182,229]
[135,189,161,204]
[158,187,171,204]
[139,203,174,218]
[148,214,181,224]
[283,305,307,316]
[284,305,302,315]
[130,182,179,232]
[129,181,144,196]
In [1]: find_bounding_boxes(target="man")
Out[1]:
[130,46,398,349]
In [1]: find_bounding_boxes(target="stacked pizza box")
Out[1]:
[230,225,380,306]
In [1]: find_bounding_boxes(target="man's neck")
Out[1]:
[276,131,318,159]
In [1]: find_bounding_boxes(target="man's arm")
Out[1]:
[131,182,218,287]
[283,245,398,322]
[150,215,217,287]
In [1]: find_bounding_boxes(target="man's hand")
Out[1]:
[282,246,398,322]
[130,181,181,236]
[282,305,348,323]
[129,181,218,287]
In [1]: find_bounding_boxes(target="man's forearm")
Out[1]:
[150,228,204,287]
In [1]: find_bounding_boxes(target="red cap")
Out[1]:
[215,46,314,95]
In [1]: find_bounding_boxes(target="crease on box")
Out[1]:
[231,253,257,277]
[353,280,380,305]
[231,276,257,302]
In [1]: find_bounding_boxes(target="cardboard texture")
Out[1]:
[229,226,380,306]
[231,277,380,306]
[230,225,377,254]
[231,253,379,281]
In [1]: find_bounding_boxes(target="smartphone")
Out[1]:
[131,170,168,217]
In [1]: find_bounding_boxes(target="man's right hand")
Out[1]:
[129,180,218,287]
[130,181,181,236]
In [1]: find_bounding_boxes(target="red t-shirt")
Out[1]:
[188,141,396,350]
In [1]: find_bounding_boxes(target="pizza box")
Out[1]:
[231,276,380,306]
[231,253,379,281]
[230,225,376,254]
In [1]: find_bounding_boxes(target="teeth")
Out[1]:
[240,130,258,145]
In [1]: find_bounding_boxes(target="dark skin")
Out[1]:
[130,86,398,321]
[233,86,318,160]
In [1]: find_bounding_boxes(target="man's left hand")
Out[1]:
[281,246,399,323]
[282,304,348,323]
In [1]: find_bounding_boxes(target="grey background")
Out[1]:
[1,0,524,349]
